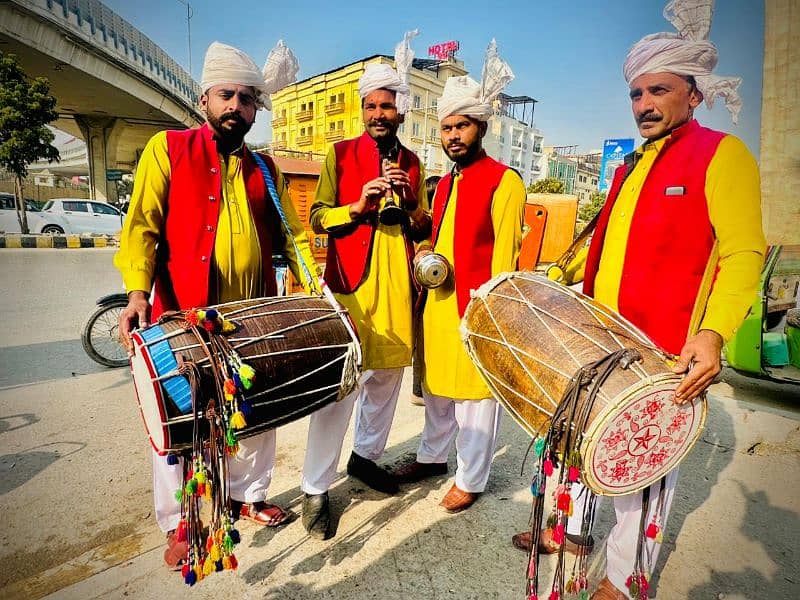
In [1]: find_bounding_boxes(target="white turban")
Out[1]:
[623,0,743,123]
[358,29,418,114]
[201,40,299,111]
[437,39,514,122]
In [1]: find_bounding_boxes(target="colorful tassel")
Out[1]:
[203,556,215,576]
[552,523,565,545]
[215,559,224,572]
[223,555,232,570]
[228,553,238,570]
[225,427,237,447]
[229,528,240,544]
[166,454,180,465]
[230,411,247,429]
[174,488,183,502]
[175,520,187,542]
[543,457,554,477]
[181,563,190,578]
[184,568,197,586]
[239,398,253,417]
[185,310,199,326]
[557,492,571,511]
[568,465,580,482]
[534,436,546,457]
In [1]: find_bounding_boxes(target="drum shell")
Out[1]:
[131,295,359,454]
[462,272,706,496]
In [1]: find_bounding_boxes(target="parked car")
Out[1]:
[0,193,70,234]
[42,198,124,235]
[725,244,800,384]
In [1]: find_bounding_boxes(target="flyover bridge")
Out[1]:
[0,0,204,202]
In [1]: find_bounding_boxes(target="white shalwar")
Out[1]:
[301,368,404,495]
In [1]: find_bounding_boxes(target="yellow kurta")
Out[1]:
[114,131,319,301]
[423,169,527,400]
[594,133,765,343]
[311,147,428,370]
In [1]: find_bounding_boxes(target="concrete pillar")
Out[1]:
[74,116,122,204]
[761,0,800,244]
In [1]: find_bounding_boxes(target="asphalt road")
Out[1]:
[0,249,798,600]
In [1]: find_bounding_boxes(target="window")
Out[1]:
[329,94,336,104]
[308,101,313,110]
[300,102,307,111]
[413,95,421,109]
[431,98,437,109]
[63,201,89,212]
[412,122,420,136]
[91,202,120,215]
[398,122,405,133]
[329,122,336,131]
[430,127,437,140]
[337,93,344,103]
[337,120,344,130]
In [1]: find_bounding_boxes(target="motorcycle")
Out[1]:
[81,293,129,368]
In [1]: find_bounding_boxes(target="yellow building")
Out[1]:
[270,54,467,176]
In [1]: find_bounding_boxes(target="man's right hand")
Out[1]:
[349,176,391,220]
[120,290,151,356]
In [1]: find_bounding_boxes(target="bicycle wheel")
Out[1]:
[81,300,129,368]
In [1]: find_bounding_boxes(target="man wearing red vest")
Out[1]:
[394,41,527,513]
[115,41,319,568]
[299,60,431,540]
[511,2,766,597]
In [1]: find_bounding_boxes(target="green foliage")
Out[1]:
[0,51,59,233]
[527,177,564,194]
[0,51,60,179]
[578,190,607,222]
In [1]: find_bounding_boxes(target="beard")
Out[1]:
[443,136,482,166]
[207,110,253,147]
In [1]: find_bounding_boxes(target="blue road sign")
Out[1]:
[598,139,635,192]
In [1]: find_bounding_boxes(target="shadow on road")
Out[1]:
[0,338,124,388]
[0,441,86,496]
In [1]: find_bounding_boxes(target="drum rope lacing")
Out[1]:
[524,347,643,600]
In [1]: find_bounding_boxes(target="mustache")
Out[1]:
[637,112,662,125]
[220,112,246,125]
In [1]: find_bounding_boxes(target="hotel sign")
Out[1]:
[428,41,459,60]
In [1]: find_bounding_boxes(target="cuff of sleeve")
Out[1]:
[123,272,153,295]
[322,205,356,230]
[697,317,734,345]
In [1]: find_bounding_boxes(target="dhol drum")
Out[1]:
[461,272,706,496]
[130,295,361,454]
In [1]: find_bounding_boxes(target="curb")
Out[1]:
[0,234,118,249]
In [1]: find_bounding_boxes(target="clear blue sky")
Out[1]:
[103,0,764,155]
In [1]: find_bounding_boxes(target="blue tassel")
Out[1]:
[205,309,218,321]
[184,570,197,586]
[167,454,180,465]
[229,528,241,544]
[232,372,242,389]
[239,399,253,417]
[215,559,224,572]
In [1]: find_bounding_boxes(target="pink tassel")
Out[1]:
[543,458,554,477]
[552,523,565,545]
[568,465,580,482]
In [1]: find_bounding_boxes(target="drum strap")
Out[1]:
[251,152,321,295]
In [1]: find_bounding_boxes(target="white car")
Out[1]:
[0,193,70,234]
[42,198,124,235]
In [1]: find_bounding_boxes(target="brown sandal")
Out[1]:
[239,502,296,527]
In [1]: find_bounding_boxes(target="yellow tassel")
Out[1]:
[194,565,204,581]
[203,556,215,576]
[230,411,247,429]
[209,544,221,562]
[225,392,234,402]
[223,555,232,570]
[568,498,574,517]
[222,319,236,333]
[215,529,225,545]
[195,470,206,484]
[204,481,212,500]
[196,310,206,322]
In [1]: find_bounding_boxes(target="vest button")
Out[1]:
[208,195,216,202]
[200,256,208,262]
[210,167,218,174]
[206,225,214,231]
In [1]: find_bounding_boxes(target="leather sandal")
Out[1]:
[163,530,188,571]
[238,502,296,527]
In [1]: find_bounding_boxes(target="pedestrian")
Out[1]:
[299,32,432,540]
[511,2,766,597]
[393,41,526,513]
[114,40,319,569]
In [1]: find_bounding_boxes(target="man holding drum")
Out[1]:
[393,41,527,513]
[512,2,766,597]
[299,41,431,539]
[115,41,319,568]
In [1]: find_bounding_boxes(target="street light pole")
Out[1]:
[175,0,193,75]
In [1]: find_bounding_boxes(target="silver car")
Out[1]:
[42,198,124,235]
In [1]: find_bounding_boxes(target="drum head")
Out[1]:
[130,330,171,455]
[581,373,706,496]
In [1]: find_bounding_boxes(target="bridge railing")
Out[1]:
[20,0,202,114]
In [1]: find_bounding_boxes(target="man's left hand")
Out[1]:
[383,165,416,208]
[671,329,723,404]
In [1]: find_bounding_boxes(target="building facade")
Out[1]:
[270,54,467,176]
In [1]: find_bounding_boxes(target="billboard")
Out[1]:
[598,138,635,192]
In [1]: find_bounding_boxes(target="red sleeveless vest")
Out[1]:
[584,120,725,354]
[152,124,281,317]
[432,152,513,317]
[322,132,421,294]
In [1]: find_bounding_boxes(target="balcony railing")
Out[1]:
[325,102,345,115]
[297,135,313,146]
[272,141,287,150]
[325,130,345,141]
[297,110,313,122]
[272,116,287,127]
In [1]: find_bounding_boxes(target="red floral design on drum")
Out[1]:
[588,384,701,493]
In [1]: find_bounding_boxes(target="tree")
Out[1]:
[0,51,59,233]
[578,190,607,222]
[528,177,564,194]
